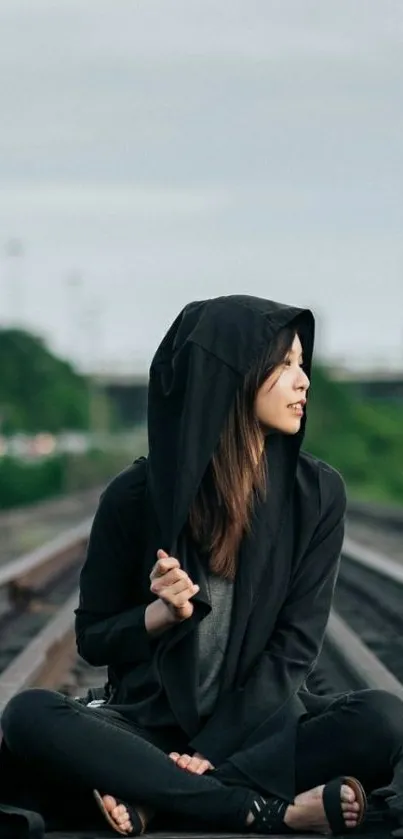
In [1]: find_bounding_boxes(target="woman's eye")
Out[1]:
[284,359,305,369]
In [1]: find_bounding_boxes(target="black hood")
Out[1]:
[147,295,315,554]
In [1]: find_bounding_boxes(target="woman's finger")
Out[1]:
[170,752,212,773]
[150,554,180,581]
[161,582,199,605]
[191,759,207,774]
[199,760,213,773]
[186,757,211,774]
[177,754,192,769]
[192,751,215,771]
[150,571,189,595]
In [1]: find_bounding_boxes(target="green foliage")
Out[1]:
[305,365,403,504]
[0,449,137,509]
[0,328,90,433]
[0,455,64,508]
[1,325,402,507]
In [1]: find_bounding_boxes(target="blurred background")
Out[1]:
[1,0,402,542]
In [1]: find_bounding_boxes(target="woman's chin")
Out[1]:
[279,416,302,435]
[259,417,301,436]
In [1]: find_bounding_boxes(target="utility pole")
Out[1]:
[4,238,25,327]
[84,299,108,440]
[65,272,84,370]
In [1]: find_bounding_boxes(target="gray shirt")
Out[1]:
[196,572,234,716]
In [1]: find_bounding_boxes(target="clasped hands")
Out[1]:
[169,750,215,775]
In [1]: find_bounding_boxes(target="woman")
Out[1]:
[1,295,403,838]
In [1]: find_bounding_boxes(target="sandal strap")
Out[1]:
[323,776,367,836]
[322,779,346,835]
[93,790,144,837]
[249,795,291,834]
[122,802,144,836]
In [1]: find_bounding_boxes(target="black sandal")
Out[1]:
[247,796,294,834]
[93,789,145,836]
[323,776,367,834]
[248,775,367,835]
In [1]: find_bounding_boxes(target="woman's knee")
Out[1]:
[352,689,403,743]
[1,688,61,748]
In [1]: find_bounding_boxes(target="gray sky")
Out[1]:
[0,0,402,374]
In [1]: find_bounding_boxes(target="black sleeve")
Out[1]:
[74,458,155,667]
[189,466,346,764]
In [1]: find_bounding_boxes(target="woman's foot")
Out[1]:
[246,783,361,834]
[98,794,153,835]
[285,783,361,833]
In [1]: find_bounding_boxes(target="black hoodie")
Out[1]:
[76,295,346,800]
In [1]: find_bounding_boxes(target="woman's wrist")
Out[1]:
[144,599,176,637]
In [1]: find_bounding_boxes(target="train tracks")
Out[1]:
[0,503,402,715]
[0,521,93,711]
[308,513,403,699]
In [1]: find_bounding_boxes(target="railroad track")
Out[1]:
[0,520,93,711]
[0,503,402,716]
[0,488,102,566]
[347,498,403,533]
[346,499,403,565]
[0,504,402,838]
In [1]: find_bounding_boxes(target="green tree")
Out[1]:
[0,328,90,433]
[305,364,403,503]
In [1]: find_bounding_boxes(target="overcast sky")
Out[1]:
[0,0,402,374]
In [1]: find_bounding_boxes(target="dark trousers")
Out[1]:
[1,687,403,832]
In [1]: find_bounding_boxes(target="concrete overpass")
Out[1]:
[330,368,403,403]
[93,366,403,427]
[93,371,148,427]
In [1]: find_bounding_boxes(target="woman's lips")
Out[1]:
[288,404,303,416]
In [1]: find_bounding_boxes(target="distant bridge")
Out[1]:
[92,367,403,427]
[93,371,148,427]
[331,368,403,403]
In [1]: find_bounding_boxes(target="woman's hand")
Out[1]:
[149,550,199,622]
[168,751,215,774]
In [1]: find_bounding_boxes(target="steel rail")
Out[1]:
[0,526,403,716]
[326,611,403,700]
[0,591,79,713]
[1,590,402,716]
[0,519,92,609]
[347,499,403,530]
[342,535,403,584]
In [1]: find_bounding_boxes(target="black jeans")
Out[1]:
[1,687,403,832]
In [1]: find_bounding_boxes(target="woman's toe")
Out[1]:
[112,805,126,822]
[102,795,117,812]
[120,811,132,830]
[341,796,359,826]
[341,785,356,803]
[342,802,358,812]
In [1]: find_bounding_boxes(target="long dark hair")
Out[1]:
[188,324,299,580]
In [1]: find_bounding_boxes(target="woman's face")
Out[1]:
[254,334,310,435]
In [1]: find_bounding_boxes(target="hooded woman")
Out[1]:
[1,295,403,838]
